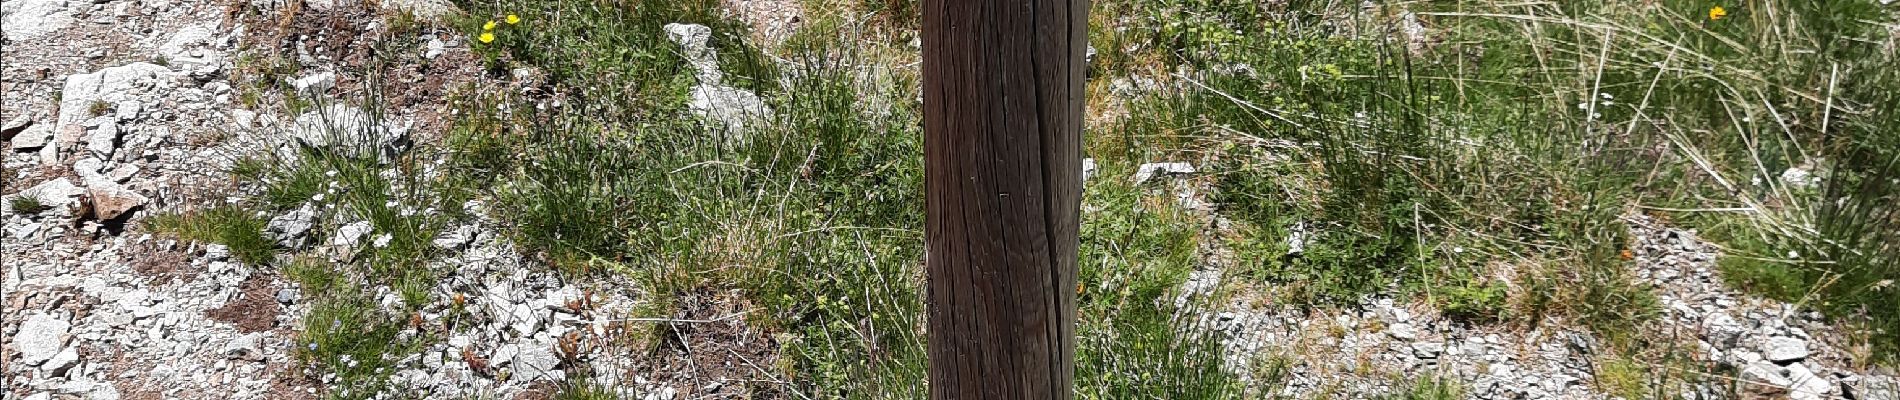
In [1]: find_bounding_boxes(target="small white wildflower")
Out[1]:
[385,200,399,208]
[1600,92,1614,100]
[325,170,338,177]
[374,233,392,248]
[1787,250,1800,259]
[312,193,325,202]
[1577,102,1590,110]
[1601,100,1615,107]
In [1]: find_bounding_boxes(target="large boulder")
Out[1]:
[664,23,774,137]
[688,85,772,133]
[16,312,72,366]
[158,23,230,79]
[2,0,75,41]
[13,178,87,217]
[84,178,149,221]
[49,63,175,164]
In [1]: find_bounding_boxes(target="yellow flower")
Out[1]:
[484,20,497,30]
[479,32,495,43]
[1708,6,1727,21]
[506,14,521,25]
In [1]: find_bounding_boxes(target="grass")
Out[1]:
[145,206,276,265]
[445,0,1242,397]
[1382,376,1463,400]
[176,0,1899,397]
[8,195,49,215]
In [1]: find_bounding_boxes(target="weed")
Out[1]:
[145,206,276,265]
[1383,375,1462,400]
[88,101,111,117]
[1074,170,1240,398]
[8,195,49,215]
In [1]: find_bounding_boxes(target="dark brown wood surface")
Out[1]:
[922,0,1085,397]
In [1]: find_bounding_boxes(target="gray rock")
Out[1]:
[114,100,144,122]
[511,342,562,382]
[84,119,120,159]
[290,104,409,162]
[84,179,148,221]
[1784,363,1833,400]
[277,288,299,304]
[490,344,520,367]
[1763,336,1809,363]
[1133,162,1196,184]
[2,113,35,140]
[1781,166,1819,189]
[205,244,231,261]
[158,23,228,79]
[663,23,721,83]
[1856,375,1899,400]
[688,84,773,134]
[1386,323,1418,341]
[423,38,447,59]
[43,346,80,376]
[665,23,772,136]
[19,178,86,216]
[107,163,140,183]
[268,204,319,248]
[223,333,263,361]
[56,63,173,143]
[17,312,73,366]
[381,0,461,20]
[2,0,75,41]
[432,225,478,250]
[1411,342,1444,358]
[1741,362,1793,387]
[11,123,55,150]
[331,221,372,247]
[290,71,336,95]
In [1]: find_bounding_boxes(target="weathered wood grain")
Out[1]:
[923,0,1085,397]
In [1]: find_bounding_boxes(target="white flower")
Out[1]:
[325,170,338,177]
[312,193,325,202]
[373,233,393,248]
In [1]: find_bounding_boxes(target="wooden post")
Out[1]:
[922,0,1085,397]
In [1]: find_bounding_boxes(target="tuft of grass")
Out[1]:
[145,206,276,265]
[9,195,49,215]
[1383,375,1463,400]
[1074,168,1240,399]
[88,101,112,117]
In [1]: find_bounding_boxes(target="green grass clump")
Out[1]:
[1383,376,1463,400]
[293,286,419,400]
[146,206,276,265]
[1075,171,1240,399]
[8,195,49,215]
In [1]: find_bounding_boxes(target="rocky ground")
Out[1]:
[1,0,772,399]
[5,0,1898,399]
[1171,207,1900,399]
